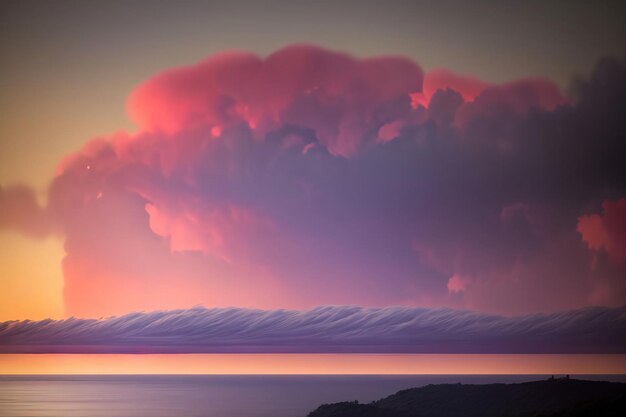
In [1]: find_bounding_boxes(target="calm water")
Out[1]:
[2,375,626,417]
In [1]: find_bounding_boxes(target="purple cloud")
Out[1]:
[1,305,625,353]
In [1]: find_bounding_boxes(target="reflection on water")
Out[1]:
[2,375,626,417]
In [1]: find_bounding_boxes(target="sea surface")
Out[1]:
[2,374,626,417]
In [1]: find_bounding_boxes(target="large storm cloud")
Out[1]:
[1,45,625,317]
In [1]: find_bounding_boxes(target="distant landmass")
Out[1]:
[308,377,626,417]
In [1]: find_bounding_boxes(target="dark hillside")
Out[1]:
[308,378,626,417]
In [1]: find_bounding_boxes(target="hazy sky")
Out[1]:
[1,1,625,322]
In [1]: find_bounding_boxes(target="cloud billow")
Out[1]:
[1,45,625,317]
[1,305,625,353]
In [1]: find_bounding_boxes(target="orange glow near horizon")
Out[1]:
[1,354,625,375]
[0,233,64,321]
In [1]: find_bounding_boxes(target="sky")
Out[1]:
[2,354,625,375]
[0,0,625,342]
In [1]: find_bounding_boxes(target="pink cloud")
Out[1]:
[127,44,423,156]
[447,274,471,293]
[408,69,566,133]
[578,199,626,263]
[410,68,489,108]
[454,77,568,128]
[145,202,274,264]
[2,47,624,319]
